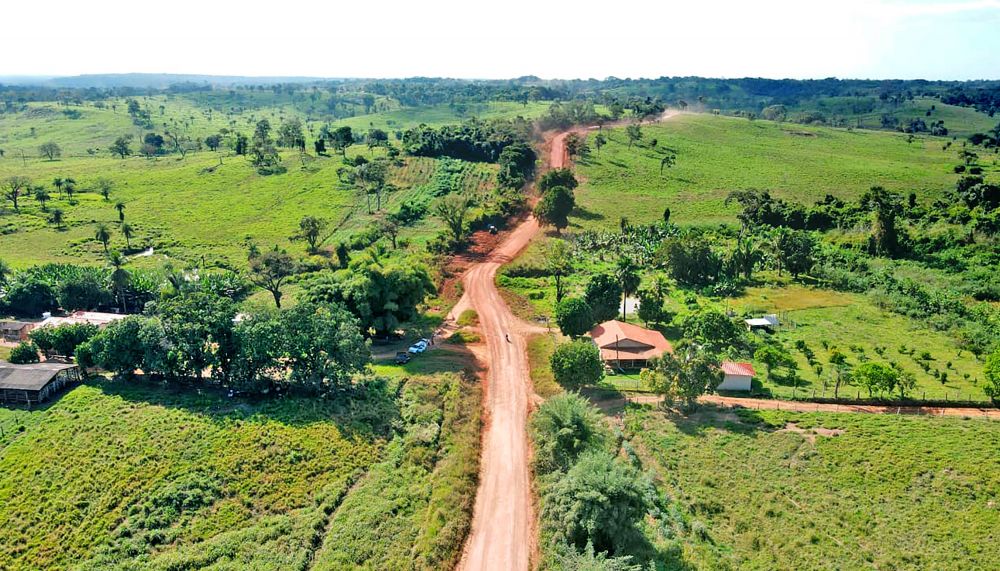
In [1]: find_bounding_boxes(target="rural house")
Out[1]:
[718,361,756,391]
[589,320,673,370]
[0,362,82,405]
[1,321,33,342]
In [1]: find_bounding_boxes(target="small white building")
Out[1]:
[718,361,755,391]
[39,310,126,329]
[744,314,779,332]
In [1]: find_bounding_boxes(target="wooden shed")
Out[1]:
[1,321,33,342]
[0,362,81,405]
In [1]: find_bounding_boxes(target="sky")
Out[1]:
[2,0,999,80]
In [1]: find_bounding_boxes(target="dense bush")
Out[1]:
[8,341,40,364]
[542,451,651,555]
[30,323,99,359]
[550,340,604,390]
[401,119,530,162]
[531,393,608,474]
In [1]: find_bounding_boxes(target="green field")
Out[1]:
[0,148,497,269]
[573,113,995,227]
[731,284,989,400]
[0,371,479,570]
[624,405,1000,570]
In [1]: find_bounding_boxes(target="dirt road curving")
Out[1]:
[456,111,680,571]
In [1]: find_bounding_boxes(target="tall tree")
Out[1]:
[109,135,132,159]
[641,343,722,410]
[659,152,676,175]
[534,185,575,234]
[330,126,354,156]
[39,141,61,160]
[615,256,641,320]
[49,208,65,228]
[435,195,471,247]
[121,223,135,250]
[108,250,130,313]
[2,176,30,211]
[584,273,622,323]
[114,201,126,222]
[860,185,904,257]
[537,168,578,193]
[545,239,573,302]
[95,178,113,201]
[249,246,297,308]
[34,187,51,211]
[555,297,595,338]
[593,132,606,154]
[291,215,329,254]
[550,339,604,389]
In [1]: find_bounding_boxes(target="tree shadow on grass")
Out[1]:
[666,403,770,437]
[571,205,605,221]
[88,374,402,441]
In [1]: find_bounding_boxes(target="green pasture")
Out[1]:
[625,405,1000,570]
[572,113,992,228]
[731,284,989,401]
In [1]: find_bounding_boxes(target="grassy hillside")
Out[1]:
[0,147,496,268]
[625,405,1000,570]
[573,113,990,228]
[0,367,480,570]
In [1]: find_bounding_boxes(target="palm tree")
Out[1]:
[108,251,130,313]
[96,178,113,201]
[63,179,77,203]
[121,223,134,250]
[53,177,64,197]
[114,201,126,222]
[34,188,51,211]
[615,256,641,320]
[50,208,65,229]
[95,223,112,253]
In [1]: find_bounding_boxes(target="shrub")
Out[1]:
[8,341,40,364]
[542,451,651,555]
[531,393,607,474]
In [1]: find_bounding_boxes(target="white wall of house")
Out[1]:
[718,373,752,391]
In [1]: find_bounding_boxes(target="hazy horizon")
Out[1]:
[3,0,1000,82]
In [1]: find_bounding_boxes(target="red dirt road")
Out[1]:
[455,128,576,571]
[457,112,682,570]
[454,217,540,571]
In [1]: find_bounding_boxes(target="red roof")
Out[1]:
[721,361,755,377]
[589,320,673,362]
